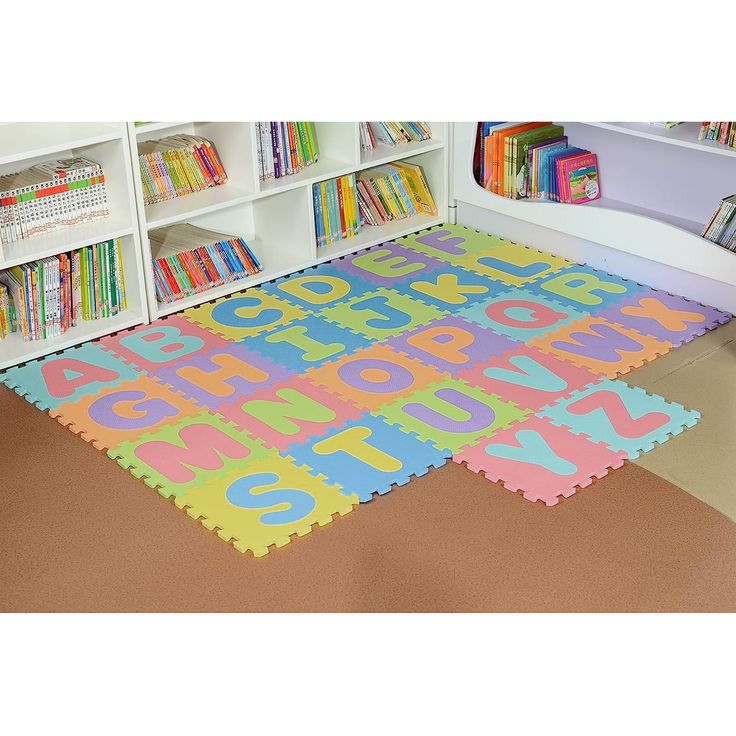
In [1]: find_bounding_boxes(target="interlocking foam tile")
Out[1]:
[453,415,628,506]
[217,374,364,452]
[321,287,446,340]
[596,290,732,347]
[154,342,292,412]
[286,413,449,502]
[242,314,371,372]
[175,451,360,557]
[259,264,377,311]
[99,315,231,376]
[109,412,268,497]
[539,378,701,459]
[529,315,672,378]
[182,291,309,340]
[1,223,723,555]
[458,345,601,412]
[387,315,519,374]
[459,287,589,342]
[340,241,448,287]
[374,377,529,454]
[49,374,202,451]
[524,263,646,311]
[457,239,572,287]
[305,343,448,411]
[2,342,143,411]
[393,262,503,312]
[396,224,511,264]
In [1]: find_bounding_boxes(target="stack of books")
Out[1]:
[256,122,319,180]
[0,282,14,339]
[359,122,432,151]
[698,122,736,148]
[148,224,262,304]
[702,195,736,252]
[0,239,127,342]
[357,161,438,226]
[138,135,227,205]
[0,157,109,245]
[312,174,361,247]
[476,122,601,203]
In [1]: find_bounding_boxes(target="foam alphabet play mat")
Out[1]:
[3,225,730,556]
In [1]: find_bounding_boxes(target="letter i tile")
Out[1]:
[286,413,450,502]
[454,415,628,506]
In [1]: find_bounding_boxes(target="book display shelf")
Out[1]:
[127,122,448,319]
[452,122,736,312]
[0,123,148,369]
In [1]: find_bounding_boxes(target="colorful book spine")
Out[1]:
[257,122,320,181]
[312,174,362,247]
[0,239,127,342]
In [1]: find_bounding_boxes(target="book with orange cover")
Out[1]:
[493,122,552,195]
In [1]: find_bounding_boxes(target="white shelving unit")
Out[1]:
[0,123,148,370]
[452,122,736,312]
[127,122,448,320]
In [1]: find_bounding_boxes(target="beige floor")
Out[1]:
[629,320,736,520]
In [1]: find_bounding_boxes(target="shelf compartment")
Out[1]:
[0,123,123,167]
[256,122,358,196]
[583,122,736,159]
[358,123,446,169]
[146,186,314,319]
[137,122,259,228]
[0,232,145,370]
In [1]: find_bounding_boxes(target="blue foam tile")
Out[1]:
[286,413,450,502]
[243,314,372,372]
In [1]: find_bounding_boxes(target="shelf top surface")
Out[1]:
[0,122,123,167]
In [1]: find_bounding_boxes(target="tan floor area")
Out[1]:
[629,320,736,520]
[2,379,736,612]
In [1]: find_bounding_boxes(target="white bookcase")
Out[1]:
[452,122,736,312]
[4,119,735,370]
[0,122,148,369]
[127,122,448,320]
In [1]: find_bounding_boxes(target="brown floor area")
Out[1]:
[2,385,736,612]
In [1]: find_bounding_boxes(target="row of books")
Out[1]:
[702,195,736,252]
[149,224,262,304]
[0,239,127,342]
[312,175,361,247]
[0,283,12,339]
[359,122,432,151]
[0,157,109,245]
[475,122,601,204]
[256,122,319,180]
[138,135,227,205]
[357,161,438,226]
[698,122,736,148]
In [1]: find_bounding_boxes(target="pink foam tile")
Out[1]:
[453,415,627,506]
[458,344,602,412]
[217,374,364,452]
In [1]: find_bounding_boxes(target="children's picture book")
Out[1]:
[560,152,601,204]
